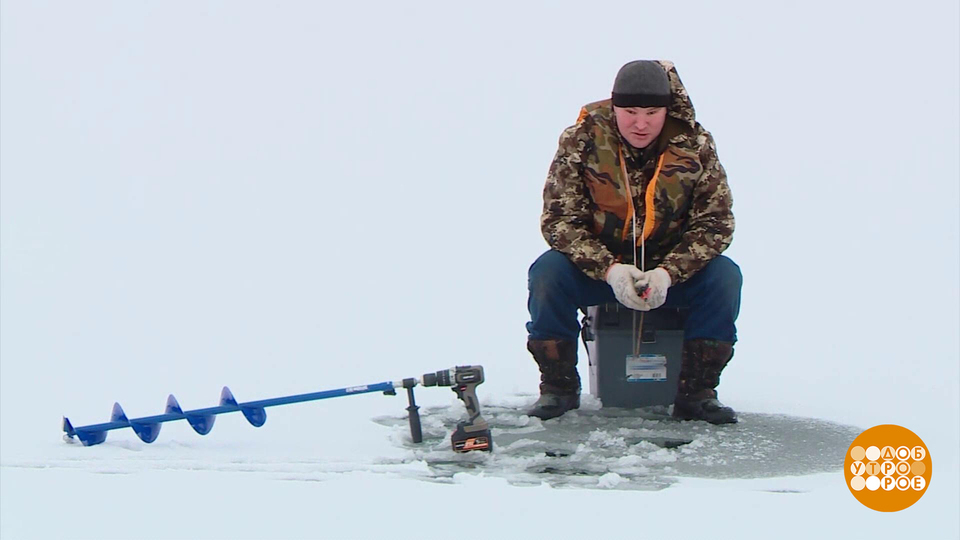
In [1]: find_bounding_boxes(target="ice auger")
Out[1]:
[63,365,492,453]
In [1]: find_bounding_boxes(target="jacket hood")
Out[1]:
[656,60,697,131]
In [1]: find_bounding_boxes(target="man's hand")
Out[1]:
[634,267,671,310]
[605,263,647,311]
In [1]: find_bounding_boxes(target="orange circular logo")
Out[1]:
[845,425,932,512]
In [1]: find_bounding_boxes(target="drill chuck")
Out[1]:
[421,369,453,387]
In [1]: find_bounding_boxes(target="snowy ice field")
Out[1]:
[1,1,959,539]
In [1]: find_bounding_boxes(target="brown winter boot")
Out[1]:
[672,339,738,424]
[525,339,580,420]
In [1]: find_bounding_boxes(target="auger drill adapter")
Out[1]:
[422,365,492,452]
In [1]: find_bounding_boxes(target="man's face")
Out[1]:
[614,106,668,149]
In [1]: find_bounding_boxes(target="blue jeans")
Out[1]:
[526,250,742,342]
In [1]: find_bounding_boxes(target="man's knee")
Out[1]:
[698,255,743,298]
[529,250,578,297]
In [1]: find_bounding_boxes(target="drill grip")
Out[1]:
[453,384,489,433]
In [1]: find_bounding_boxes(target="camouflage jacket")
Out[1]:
[540,60,734,284]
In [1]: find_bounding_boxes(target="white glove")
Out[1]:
[634,267,672,310]
[604,263,647,311]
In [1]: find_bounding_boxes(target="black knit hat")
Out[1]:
[611,60,671,108]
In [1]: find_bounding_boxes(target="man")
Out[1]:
[526,60,742,424]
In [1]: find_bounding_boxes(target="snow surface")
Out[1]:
[2,1,959,539]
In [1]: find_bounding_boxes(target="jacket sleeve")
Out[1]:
[658,131,735,284]
[540,125,617,281]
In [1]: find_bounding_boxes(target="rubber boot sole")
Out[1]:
[526,394,580,421]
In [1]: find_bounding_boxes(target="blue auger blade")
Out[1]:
[111,402,128,423]
[61,414,107,447]
[69,418,108,446]
[130,420,162,443]
[165,395,182,414]
[220,387,267,427]
[243,407,267,427]
[65,380,399,446]
[110,403,161,443]
[166,395,215,435]
[219,386,237,406]
[61,417,103,446]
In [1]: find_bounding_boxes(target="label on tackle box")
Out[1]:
[626,354,667,382]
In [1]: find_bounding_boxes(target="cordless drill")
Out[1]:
[421,365,492,452]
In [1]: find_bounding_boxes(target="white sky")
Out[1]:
[1,1,958,536]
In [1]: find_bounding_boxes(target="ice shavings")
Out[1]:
[597,472,625,488]
[369,396,863,490]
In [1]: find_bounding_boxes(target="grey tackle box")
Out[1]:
[581,304,688,408]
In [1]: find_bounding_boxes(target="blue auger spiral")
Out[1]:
[63,380,414,447]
